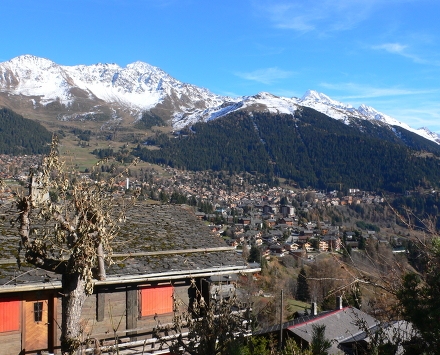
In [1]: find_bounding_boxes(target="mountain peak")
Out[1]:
[300,90,353,110]
[126,60,159,73]
[0,55,438,145]
[0,54,225,119]
[301,89,327,101]
[7,54,57,70]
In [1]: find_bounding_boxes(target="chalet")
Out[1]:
[254,237,263,246]
[280,205,295,217]
[208,224,222,233]
[262,204,278,214]
[345,232,355,240]
[318,240,329,252]
[205,213,217,222]
[226,215,235,224]
[227,239,239,247]
[254,298,414,354]
[269,244,286,257]
[287,242,301,251]
[302,229,314,238]
[298,235,309,244]
[195,211,206,220]
[261,247,271,258]
[303,242,313,252]
[323,235,342,251]
[266,218,277,227]
[261,212,274,220]
[279,217,294,226]
[287,306,377,354]
[346,240,359,249]
[251,218,263,229]
[0,203,259,355]
[239,217,251,225]
[283,243,293,251]
[289,249,306,260]
[285,234,299,244]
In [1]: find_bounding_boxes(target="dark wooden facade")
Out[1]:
[0,267,258,354]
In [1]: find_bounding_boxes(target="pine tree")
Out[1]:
[310,324,332,355]
[296,267,310,302]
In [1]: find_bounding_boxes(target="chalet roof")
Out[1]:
[0,202,255,291]
[287,307,378,354]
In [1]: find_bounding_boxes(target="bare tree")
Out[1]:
[157,278,251,355]
[17,137,132,354]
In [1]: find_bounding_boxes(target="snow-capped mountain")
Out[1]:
[0,54,225,120]
[0,55,438,145]
[295,90,440,144]
[186,89,440,144]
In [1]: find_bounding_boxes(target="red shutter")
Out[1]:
[0,298,20,332]
[141,285,173,316]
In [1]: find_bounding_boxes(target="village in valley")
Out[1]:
[0,154,419,354]
[0,154,403,263]
[126,166,406,260]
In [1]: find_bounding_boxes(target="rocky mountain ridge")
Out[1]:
[0,55,438,145]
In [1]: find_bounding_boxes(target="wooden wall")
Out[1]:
[2,278,195,354]
[0,331,22,355]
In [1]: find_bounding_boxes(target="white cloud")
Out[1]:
[235,67,294,85]
[372,42,440,66]
[372,43,408,54]
[320,82,437,99]
[254,0,381,34]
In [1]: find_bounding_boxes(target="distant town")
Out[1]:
[0,154,407,264]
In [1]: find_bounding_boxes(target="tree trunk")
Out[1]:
[96,243,106,281]
[61,272,87,355]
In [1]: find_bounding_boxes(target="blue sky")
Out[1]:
[3,0,440,133]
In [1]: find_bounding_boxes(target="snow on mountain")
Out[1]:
[295,90,361,123]
[0,55,73,105]
[296,90,440,144]
[0,54,225,115]
[173,89,440,144]
[172,92,298,129]
[0,55,438,145]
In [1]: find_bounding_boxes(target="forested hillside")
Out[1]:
[0,108,52,154]
[133,108,440,193]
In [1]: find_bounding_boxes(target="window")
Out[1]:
[34,301,43,322]
[140,285,173,317]
[0,298,20,332]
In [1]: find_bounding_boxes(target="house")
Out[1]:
[323,235,342,251]
[195,211,206,220]
[288,243,301,251]
[303,242,313,252]
[0,203,259,355]
[289,249,306,260]
[266,218,277,227]
[279,217,294,226]
[318,239,329,252]
[262,204,278,214]
[239,217,251,225]
[269,244,286,257]
[280,205,295,217]
[345,232,355,240]
[254,298,414,355]
[287,305,378,354]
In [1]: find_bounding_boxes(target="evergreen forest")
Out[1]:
[133,108,440,193]
[0,108,52,154]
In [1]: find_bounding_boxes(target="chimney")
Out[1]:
[311,302,318,316]
[336,296,343,310]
